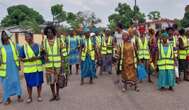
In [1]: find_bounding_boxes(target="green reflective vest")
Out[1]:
[23,44,43,73]
[0,41,19,77]
[81,38,95,61]
[169,36,177,57]
[157,44,174,70]
[43,38,61,68]
[137,37,150,60]
[179,36,187,59]
[101,36,113,55]
[60,36,68,57]
[187,38,189,55]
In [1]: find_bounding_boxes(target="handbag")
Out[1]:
[58,73,68,89]
[58,67,68,89]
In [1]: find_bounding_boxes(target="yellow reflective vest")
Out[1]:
[81,38,95,61]
[0,41,19,77]
[137,37,150,60]
[157,44,174,70]
[101,36,113,55]
[60,36,68,57]
[43,38,61,68]
[187,38,189,55]
[23,43,43,73]
[179,36,187,59]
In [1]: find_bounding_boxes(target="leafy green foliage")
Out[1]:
[108,3,145,29]
[181,6,189,28]
[1,5,44,33]
[148,11,161,20]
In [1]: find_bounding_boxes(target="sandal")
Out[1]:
[4,99,11,105]
[26,98,32,104]
[56,96,60,101]
[49,96,56,102]
[37,97,43,102]
[18,97,23,103]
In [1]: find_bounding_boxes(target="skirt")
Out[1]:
[24,71,43,87]
[157,70,176,89]
[81,54,96,78]
[46,68,61,85]
[137,64,147,81]
[101,54,112,73]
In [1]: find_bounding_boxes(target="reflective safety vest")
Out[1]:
[43,38,61,68]
[119,42,137,71]
[81,38,95,61]
[179,36,187,59]
[60,36,68,57]
[137,37,150,60]
[169,36,178,57]
[157,44,174,70]
[96,35,102,48]
[23,44,43,73]
[0,41,19,77]
[101,36,113,55]
[187,38,189,55]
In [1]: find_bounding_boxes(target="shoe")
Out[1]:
[26,98,32,104]
[37,97,43,102]
[122,87,126,92]
[4,99,11,105]
[49,96,56,102]
[56,96,60,101]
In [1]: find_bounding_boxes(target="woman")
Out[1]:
[0,30,23,105]
[157,32,176,91]
[100,29,113,75]
[67,30,80,75]
[42,26,62,101]
[149,29,158,73]
[80,28,96,85]
[19,32,43,103]
[120,32,139,92]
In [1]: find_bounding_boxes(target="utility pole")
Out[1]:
[134,0,137,7]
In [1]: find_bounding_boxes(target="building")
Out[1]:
[135,18,176,31]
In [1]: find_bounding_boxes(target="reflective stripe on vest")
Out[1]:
[179,36,187,59]
[81,38,95,61]
[138,37,150,59]
[23,44,43,73]
[44,38,61,68]
[157,44,174,70]
[187,38,189,55]
[60,37,68,57]
[0,41,19,77]
[101,36,113,55]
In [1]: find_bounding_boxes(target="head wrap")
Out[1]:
[83,27,90,33]
[3,30,13,38]
[161,32,169,38]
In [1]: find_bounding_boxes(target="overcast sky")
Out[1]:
[0,0,189,26]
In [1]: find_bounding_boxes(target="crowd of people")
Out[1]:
[0,23,189,105]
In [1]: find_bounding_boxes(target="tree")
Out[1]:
[181,5,189,28]
[108,3,145,29]
[76,11,101,27]
[1,5,44,33]
[148,11,161,20]
[51,4,66,23]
